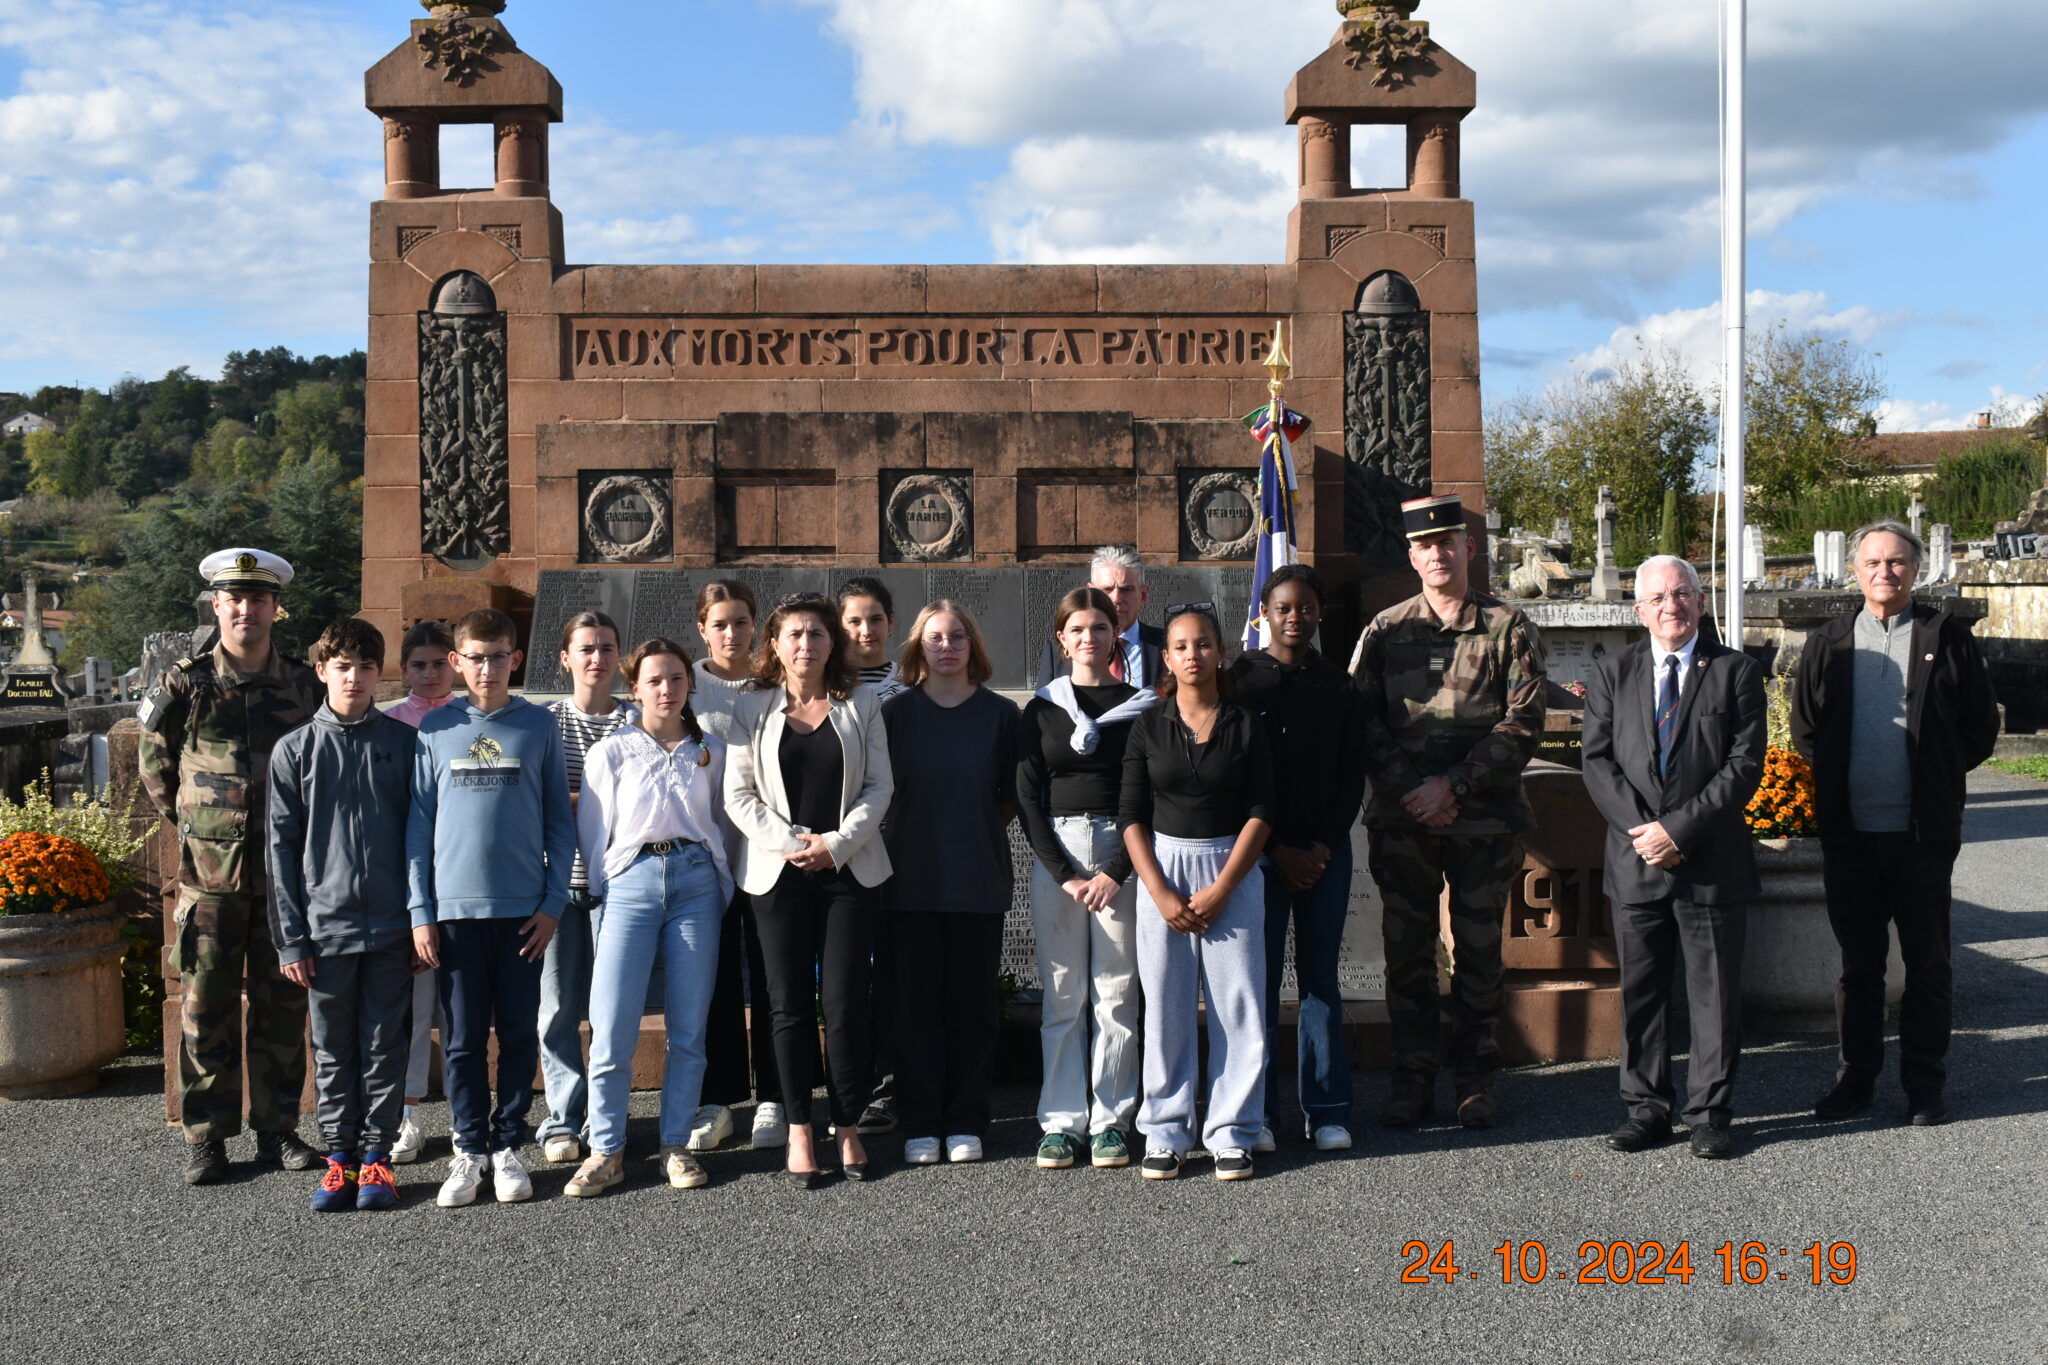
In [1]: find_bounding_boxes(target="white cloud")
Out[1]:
[1873,398,1968,433]
[1566,289,1909,391]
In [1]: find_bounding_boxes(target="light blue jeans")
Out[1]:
[587,844,725,1155]
[535,891,596,1142]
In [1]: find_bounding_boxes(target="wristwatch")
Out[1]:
[1446,772,1471,800]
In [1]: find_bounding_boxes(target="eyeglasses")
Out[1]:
[1637,590,1697,610]
[1166,600,1218,618]
[456,651,516,669]
[922,632,970,650]
[775,592,829,608]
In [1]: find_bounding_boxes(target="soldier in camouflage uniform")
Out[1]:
[1348,496,1546,1130]
[139,548,325,1185]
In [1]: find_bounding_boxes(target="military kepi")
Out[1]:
[200,547,294,593]
[1400,493,1466,539]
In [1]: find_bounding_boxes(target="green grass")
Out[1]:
[1985,756,2048,783]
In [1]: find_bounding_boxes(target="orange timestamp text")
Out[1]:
[1399,1240,1858,1286]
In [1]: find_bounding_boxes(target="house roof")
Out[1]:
[1856,426,2022,471]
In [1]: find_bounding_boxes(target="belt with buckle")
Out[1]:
[642,839,697,857]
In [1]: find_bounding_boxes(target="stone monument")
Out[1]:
[1,571,63,707]
[1587,484,1622,602]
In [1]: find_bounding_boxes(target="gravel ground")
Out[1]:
[3,773,2043,1364]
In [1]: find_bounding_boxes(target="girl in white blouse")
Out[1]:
[564,639,734,1198]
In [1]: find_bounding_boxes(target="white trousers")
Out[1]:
[1029,815,1141,1138]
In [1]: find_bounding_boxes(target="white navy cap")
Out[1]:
[199,548,294,593]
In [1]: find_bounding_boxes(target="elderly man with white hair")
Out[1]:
[1036,545,1166,688]
[1581,554,1765,1159]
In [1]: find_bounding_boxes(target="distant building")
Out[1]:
[1854,425,2023,485]
[2,412,57,438]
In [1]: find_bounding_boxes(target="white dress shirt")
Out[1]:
[1649,631,1701,702]
[1118,622,1145,684]
[576,724,733,904]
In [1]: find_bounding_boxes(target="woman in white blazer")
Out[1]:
[723,593,894,1186]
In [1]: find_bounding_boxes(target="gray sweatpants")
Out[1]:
[307,944,415,1153]
[1134,833,1268,1157]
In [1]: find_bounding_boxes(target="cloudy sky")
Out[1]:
[1,0,2043,431]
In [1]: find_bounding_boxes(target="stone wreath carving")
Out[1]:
[1183,471,1261,561]
[414,14,501,85]
[1340,9,1433,88]
[885,474,972,562]
[582,475,673,563]
[419,310,510,568]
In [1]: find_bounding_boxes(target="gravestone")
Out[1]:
[1742,525,1767,586]
[1,571,63,708]
[1588,485,1622,602]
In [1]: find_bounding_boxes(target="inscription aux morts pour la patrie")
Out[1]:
[570,317,1283,378]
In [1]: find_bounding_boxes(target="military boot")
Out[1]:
[256,1130,321,1171]
[1380,1070,1435,1128]
[184,1139,230,1186]
[1456,1079,1500,1130]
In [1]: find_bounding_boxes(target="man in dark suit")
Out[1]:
[1034,544,1165,688]
[1581,555,1766,1159]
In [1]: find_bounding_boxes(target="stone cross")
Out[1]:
[1908,493,1926,538]
[1921,523,1953,586]
[1589,484,1622,602]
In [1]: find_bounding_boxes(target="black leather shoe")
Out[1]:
[255,1130,320,1170]
[842,1161,871,1182]
[1906,1096,1949,1126]
[184,1139,230,1186]
[855,1101,898,1136]
[1689,1124,1734,1159]
[785,1166,828,1190]
[1604,1117,1674,1152]
[1813,1077,1875,1121]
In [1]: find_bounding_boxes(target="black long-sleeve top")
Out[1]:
[1228,648,1367,852]
[1117,696,1275,840]
[1016,682,1142,884]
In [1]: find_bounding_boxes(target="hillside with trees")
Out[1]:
[0,346,365,670]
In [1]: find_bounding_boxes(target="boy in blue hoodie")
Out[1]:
[408,608,576,1208]
[268,619,416,1212]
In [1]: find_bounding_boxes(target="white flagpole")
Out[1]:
[1721,0,1747,645]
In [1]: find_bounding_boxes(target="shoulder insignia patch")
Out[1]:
[137,691,165,731]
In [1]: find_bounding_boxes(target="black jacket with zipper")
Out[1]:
[1228,647,1367,853]
[1789,601,1999,845]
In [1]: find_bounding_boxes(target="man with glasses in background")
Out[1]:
[1037,545,1165,688]
[1581,555,1764,1159]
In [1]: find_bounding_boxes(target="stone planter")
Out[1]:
[0,899,128,1098]
[1744,839,1904,1031]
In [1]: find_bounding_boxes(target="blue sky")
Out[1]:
[1,0,2043,431]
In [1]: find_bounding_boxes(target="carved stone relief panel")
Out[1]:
[579,471,673,563]
[1343,308,1431,565]
[1180,469,1261,561]
[419,273,510,570]
[882,471,973,563]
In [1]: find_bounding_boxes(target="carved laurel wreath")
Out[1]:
[1184,471,1262,561]
[414,16,501,85]
[885,475,972,563]
[582,475,673,564]
[1342,13,1433,89]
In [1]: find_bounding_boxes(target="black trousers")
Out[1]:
[700,894,781,1107]
[307,944,415,1153]
[752,866,879,1127]
[1822,834,1960,1098]
[1614,895,1746,1128]
[887,911,1004,1141]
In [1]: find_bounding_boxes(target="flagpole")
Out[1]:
[1721,0,1746,646]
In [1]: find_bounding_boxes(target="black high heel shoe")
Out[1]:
[784,1166,828,1190]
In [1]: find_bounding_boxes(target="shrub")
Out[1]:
[0,773,147,897]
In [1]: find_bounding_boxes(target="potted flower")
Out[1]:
[1741,676,1903,1028]
[0,779,146,1098]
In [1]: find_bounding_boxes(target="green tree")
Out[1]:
[272,379,363,473]
[64,484,268,671]
[1743,327,1887,527]
[263,449,363,652]
[27,390,117,498]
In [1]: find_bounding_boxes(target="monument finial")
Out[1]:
[1333,1,1433,88]
[1264,320,1292,397]
[420,1,506,15]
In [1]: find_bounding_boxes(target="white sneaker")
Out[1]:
[435,1151,487,1207]
[541,1133,582,1164]
[1312,1124,1354,1151]
[1251,1125,1278,1154]
[391,1107,425,1165]
[903,1137,941,1164]
[490,1147,534,1203]
[686,1104,734,1152]
[751,1102,788,1149]
[945,1134,983,1163]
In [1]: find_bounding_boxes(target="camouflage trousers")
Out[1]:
[1368,829,1523,1083]
[175,890,309,1141]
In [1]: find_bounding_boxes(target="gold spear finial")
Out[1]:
[1264,320,1292,397]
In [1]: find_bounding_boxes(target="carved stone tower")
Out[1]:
[1285,0,1481,601]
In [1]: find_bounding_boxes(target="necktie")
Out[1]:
[1108,645,1127,683]
[1654,654,1681,778]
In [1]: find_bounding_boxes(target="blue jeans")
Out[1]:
[535,891,596,1142]
[587,844,725,1155]
[1262,838,1355,1129]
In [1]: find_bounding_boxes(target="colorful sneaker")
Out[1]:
[436,1152,488,1207]
[355,1152,399,1211]
[564,1152,624,1198]
[491,1147,534,1203]
[1213,1148,1255,1181]
[1090,1130,1132,1168]
[310,1154,357,1212]
[391,1107,425,1165]
[1140,1149,1181,1181]
[1035,1133,1081,1169]
[751,1102,789,1149]
[686,1104,734,1152]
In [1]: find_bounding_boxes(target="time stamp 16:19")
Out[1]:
[1399,1240,1859,1286]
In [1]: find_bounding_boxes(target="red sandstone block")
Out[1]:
[1288,197,1393,261]
[621,380,823,421]
[1431,430,1486,486]
[1134,417,1258,476]
[1031,378,1231,420]
[366,314,420,383]
[507,314,569,381]
[756,264,926,314]
[1416,258,1479,314]
[1430,312,1480,381]
[927,265,1097,315]
[534,478,581,560]
[508,379,623,429]
[454,197,566,262]
[1332,232,1453,295]
[363,434,417,488]
[1433,377,1482,434]
[507,432,536,488]
[550,268,587,312]
[1269,259,1364,317]
[819,380,1032,414]
[369,261,433,317]
[1023,481,1076,549]
[509,483,536,553]
[371,200,460,264]
[674,477,716,563]
[834,475,879,564]
[361,487,422,561]
[485,260,556,315]
[1134,475,1179,557]
[405,231,518,292]
[1385,200,1475,261]
[1096,264,1268,316]
[1074,480,1136,548]
[776,482,837,550]
[361,558,422,620]
[1288,312,1345,381]
[535,422,685,477]
[581,264,757,315]
[365,380,420,438]
[718,411,923,476]
[726,483,777,551]
[974,475,1018,558]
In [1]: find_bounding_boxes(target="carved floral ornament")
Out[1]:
[884,474,972,563]
[582,475,673,564]
[414,13,501,85]
[1183,471,1262,561]
[1340,8,1433,88]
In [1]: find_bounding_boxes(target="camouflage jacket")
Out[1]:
[1347,589,1547,836]
[138,641,323,897]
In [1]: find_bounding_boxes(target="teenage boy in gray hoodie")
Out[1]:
[268,618,416,1212]
[407,608,576,1208]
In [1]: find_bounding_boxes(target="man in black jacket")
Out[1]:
[1792,520,1999,1127]
[1582,556,1765,1159]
